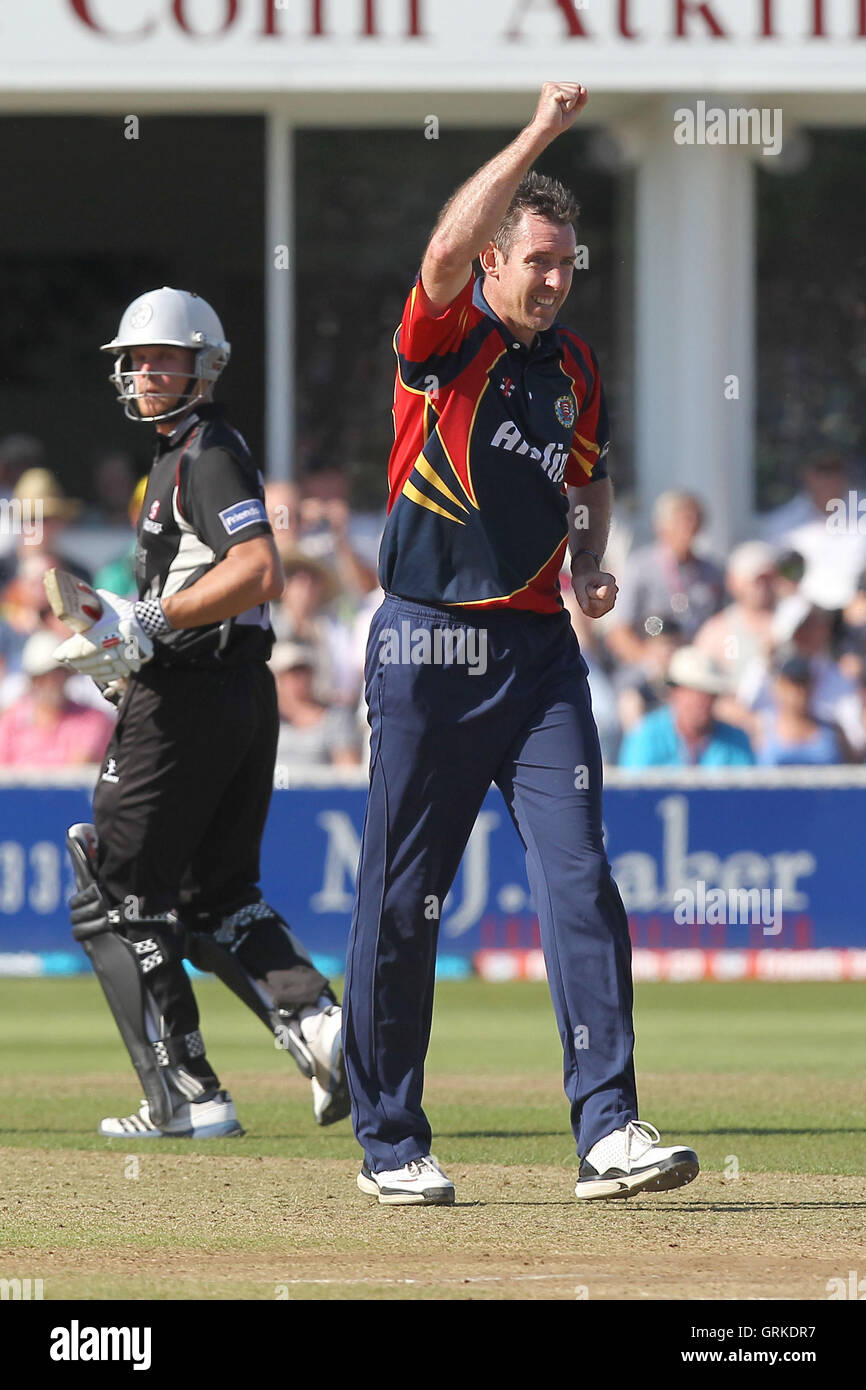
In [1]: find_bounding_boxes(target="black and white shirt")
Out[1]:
[135,403,274,667]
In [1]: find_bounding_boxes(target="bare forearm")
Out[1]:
[161,542,283,629]
[421,82,588,307]
[428,124,552,267]
[568,479,612,571]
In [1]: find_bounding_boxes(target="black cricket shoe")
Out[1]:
[574,1120,699,1200]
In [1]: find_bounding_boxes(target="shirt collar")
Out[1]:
[472,275,562,359]
[154,402,223,454]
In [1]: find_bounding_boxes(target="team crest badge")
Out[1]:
[554,394,575,428]
[128,302,153,329]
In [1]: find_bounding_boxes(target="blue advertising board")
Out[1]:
[0,770,863,969]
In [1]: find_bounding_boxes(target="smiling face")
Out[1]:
[480,212,577,346]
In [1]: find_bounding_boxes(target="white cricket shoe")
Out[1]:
[357,1155,455,1206]
[98,1090,244,1139]
[574,1121,699,1200]
[299,1002,350,1127]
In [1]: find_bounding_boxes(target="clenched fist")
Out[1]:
[572,568,618,620]
[531,82,589,141]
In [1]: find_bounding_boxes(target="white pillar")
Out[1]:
[631,100,755,554]
[265,112,294,481]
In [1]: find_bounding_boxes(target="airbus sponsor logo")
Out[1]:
[490,421,568,486]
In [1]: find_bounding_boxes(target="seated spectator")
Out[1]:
[772,548,805,602]
[614,617,687,736]
[272,546,358,704]
[762,450,866,609]
[838,569,866,682]
[0,468,90,589]
[265,475,378,602]
[737,596,864,753]
[605,491,725,683]
[0,550,66,643]
[619,646,754,769]
[271,641,362,769]
[0,629,114,766]
[694,541,777,682]
[756,651,854,766]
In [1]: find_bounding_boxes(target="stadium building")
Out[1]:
[0,0,864,544]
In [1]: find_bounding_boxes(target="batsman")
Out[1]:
[344,82,700,1203]
[52,288,348,1138]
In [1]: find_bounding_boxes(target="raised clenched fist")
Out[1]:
[531,82,589,140]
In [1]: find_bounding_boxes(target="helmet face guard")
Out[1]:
[101,289,230,424]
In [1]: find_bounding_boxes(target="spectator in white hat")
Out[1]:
[618,646,754,768]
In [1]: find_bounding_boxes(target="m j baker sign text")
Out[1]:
[66,1,866,44]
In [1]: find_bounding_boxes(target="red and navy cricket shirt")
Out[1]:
[378,272,610,614]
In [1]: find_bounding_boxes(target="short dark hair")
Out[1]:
[493,171,580,257]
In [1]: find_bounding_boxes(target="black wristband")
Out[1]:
[571,548,601,570]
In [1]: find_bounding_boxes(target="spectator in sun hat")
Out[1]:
[0,467,90,588]
[619,645,754,768]
[272,544,357,705]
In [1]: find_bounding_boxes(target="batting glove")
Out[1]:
[52,589,167,682]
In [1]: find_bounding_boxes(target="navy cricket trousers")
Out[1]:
[343,594,638,1172]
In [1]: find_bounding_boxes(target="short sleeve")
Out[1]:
[396,271,477,366]
[564,345,610,487]
[180,447,272,562]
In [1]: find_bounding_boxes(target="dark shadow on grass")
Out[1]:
[0,1128,99,1138]
[605,1200,866,1213]
[471,1198,866,1210]
[439,1130,567,1139]
[684,1127,866,1136]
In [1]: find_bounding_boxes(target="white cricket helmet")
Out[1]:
[101,287,231,423]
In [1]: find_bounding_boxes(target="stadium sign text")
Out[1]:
[66,1,866,42]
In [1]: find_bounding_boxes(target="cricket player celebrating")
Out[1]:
[53,288,348,1137]
[344,83,699,1203]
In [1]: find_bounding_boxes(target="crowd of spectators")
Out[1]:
[1,430,865,773]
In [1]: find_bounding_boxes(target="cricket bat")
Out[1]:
[43,569,126,706]
[43,568,105,632]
